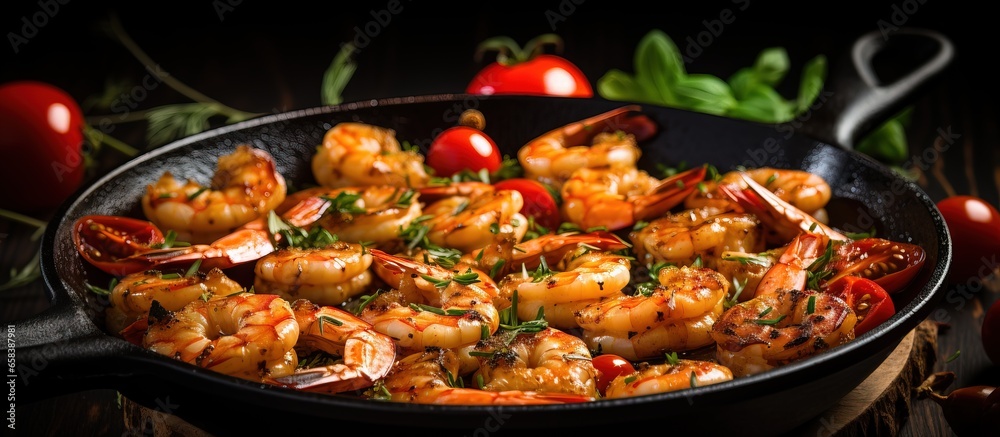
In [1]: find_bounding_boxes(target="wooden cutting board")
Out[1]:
[122,321,940,437]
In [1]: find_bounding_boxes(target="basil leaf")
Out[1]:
[855,115,909,164]
[795,55,827,113]
[728,68,757,100]
[753,47,790,86]
[596,69,652,103]
[727,85,795,123]
[634,30,686,105]
[672,74,736,115]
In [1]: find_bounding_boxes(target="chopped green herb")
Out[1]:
[765,173,777,186]
[633,220,649,231]
[758,306,773,318]
[665,351,680,366]
[624,375,637,384]
[317,314,344,335]
[690,371,698,388]
[724,278,747,309]
[184,259,202,278]
[186,187,208,201]
[159,273,181,280]
[806,295,816,315]
[844,227,877,240]
[945,350,961,363]
[321,191,366,215]
[84,277,117,296]
[755,314,786,325]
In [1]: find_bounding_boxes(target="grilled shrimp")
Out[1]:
[311,122,430,189]
[628,206,764,269]
[273,300,396,393]
[360,249,500,350]
[253,241,374,306]
[143,293,300,381]
[473,327,599,397]
[575,266,729,333]
[518,106,645,189]
[420,182,526,254]
[279,185,423,246]
[686,167,832,216]
[560,166,704,232]
[500,249,631,330]
[142,145,287,244]
[604,359,733,398]
[710,289,856,377]
[581,303,723,361]
[106,267,243,336]
[381,348,593,404]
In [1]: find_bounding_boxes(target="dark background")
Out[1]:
[2,1,997,435]
[0,0,991,133]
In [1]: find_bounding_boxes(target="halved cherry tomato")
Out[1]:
[493,178,561,230]
[0,81,87,212]
[936,195,1000,282]
[592,353,636,397]
[825,238,926,294]
[73,215,165,276]
[466,34,593,98]
[426,126,502,178]
[827,276,895,336]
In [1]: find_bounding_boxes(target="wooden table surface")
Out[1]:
[1,2,997,435]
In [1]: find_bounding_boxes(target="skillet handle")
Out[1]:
[11,301,131,402]
[795,28,954,149]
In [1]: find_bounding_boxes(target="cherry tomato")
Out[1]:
[825,238,926,294]
[591,353,636,397]
[493,178,560,230]
[826,276,895,336]
[73,215,165,276]
[935,195,1000,282]
[0,81,87,212]
[468,54,593,97]
[425,126,502,178]
[984,299,1000,366]
[467,34,592,97]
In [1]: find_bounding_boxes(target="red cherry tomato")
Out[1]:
[935,195,1000,282]
[592,353,636,397]
[73,215,165,276]
[425,126,502,178]
[825,238,926,294]
[492,178,560,230]
[826,276,896,336]
[0,81,87,212]
[984,299,1000,366]
[467,54,593,97]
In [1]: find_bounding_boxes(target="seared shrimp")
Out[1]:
[142,145,287,243]
[280,186,423,246]
[420,182,526,254]
[503,250,631,329]
[629,206,764,269]
[719,172,846,245]
[312,122,430,189]
[273,300,396,393]
[604,359,733,398]
[107,267,243,336]
[143,293,300,381]
[581,303,722,361]
[575,266,729,333]
[474,327,599,397]
[518,106,645,188]
[710,289,856,377]
[561,166,705,231]
[382,348,594,404]
[254,241,374,306]
[360,249,500,350]
[686,167,832,216]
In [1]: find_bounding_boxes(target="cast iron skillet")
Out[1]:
[18,29,953,435]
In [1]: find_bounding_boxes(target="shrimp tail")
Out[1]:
[632,166,707,223]
[719,172,847,243]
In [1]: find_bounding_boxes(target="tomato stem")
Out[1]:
[0,208,48,229]
[474,34,564,66]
